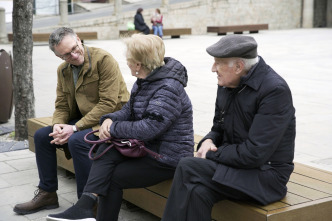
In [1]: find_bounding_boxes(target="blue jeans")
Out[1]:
[153,25,163,37]
[34,124,98,198]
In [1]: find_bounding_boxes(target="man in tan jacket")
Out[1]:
[14,27,130,215]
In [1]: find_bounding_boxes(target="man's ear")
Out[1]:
[235,60,245,75]
[76,35,82,44]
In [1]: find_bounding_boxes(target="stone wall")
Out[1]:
[33,0,303,39]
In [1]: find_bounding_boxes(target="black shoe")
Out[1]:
[46,204,95,221]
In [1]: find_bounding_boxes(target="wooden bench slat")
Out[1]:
[266,197,332,221]
[294,162,332,183]
[279,192,312,205]
[290,173,332,194]
[287,182,331,200]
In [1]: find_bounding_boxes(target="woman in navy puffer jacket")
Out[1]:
[47,34,194,221]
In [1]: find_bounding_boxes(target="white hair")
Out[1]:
[228,57,259,71]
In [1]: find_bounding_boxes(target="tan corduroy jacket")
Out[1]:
[52,46,130,131]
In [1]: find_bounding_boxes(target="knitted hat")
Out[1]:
[206,35,258,59]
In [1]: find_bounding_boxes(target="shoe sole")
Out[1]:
[13,203,59,215]
[46,216,96,221]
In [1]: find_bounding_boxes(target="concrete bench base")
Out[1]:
[119,28,192,38]
[207,24,268,35]
[28,117,332,220]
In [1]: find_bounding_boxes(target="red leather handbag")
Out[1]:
[84,130,162,160]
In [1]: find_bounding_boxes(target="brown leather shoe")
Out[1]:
[13,188,59,215]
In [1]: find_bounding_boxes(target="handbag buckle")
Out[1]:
[121,140,132,146]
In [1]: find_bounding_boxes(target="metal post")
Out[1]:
[59,0,68,26]
[0,7,8,43]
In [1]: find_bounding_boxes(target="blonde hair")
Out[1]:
[123,34,165,72]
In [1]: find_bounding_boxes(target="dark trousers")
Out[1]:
[34,125,98,198]
[83,144,175,221]
[162,157,253,221]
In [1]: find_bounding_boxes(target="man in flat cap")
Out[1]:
[162,35,296,220]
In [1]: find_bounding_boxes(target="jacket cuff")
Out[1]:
[206,150,218,161]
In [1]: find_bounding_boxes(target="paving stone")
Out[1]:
[0,161,16,174]
[10,140,29,151]
[6,157,37,171]
[0,204,29,221]
[0,126,14,136]
[0,176,11,188]
[1,169,39,186]
[0,141,15,153]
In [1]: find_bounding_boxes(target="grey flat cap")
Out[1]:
[206,35,257,59]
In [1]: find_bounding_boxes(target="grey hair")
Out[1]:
[49,27,76,52]
[228,57,259,71]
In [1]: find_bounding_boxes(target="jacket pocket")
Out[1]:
[80,74,99,103]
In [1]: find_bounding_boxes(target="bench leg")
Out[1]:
[171,35,180,39]
[249,30,259,34]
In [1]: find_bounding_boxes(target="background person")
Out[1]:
[162,35,296,221]
[46,33,194,221]
[151,8,163,38]
[13,27,130,215]
[134,8,150,35]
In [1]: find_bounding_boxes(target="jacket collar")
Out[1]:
[239,56,267,91]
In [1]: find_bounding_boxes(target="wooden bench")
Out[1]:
[28,117,332,220]
[119,28,192,38]
[207,24,268,35]
[7,32,98,42]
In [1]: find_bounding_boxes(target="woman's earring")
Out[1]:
[136,71,139,75]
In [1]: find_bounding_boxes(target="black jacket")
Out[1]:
[101,57,194,167]
[198,57,296,205]
[134,13,148,31]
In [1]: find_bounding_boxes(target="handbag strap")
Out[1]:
[84,129,110,144]
[88,143,114,160]
[84,129,163,160]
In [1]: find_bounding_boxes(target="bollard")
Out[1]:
[0,7,8,43]
[59,0,68,26]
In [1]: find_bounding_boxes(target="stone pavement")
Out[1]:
[0,28,332,220]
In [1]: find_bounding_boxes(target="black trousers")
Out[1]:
[162,157,253,221]
[83,144,175,221]
[34,125,98,198]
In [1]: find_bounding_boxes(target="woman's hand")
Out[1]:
[195,139,217,159]
[99,118,113,140]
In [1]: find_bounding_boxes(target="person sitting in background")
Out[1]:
[162,35,296,221]
[13,27,130,216]
[46,34,194,221]
[151,8,163,38]
[134,8,150,35]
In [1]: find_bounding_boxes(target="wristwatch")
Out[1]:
[73,125,78,132]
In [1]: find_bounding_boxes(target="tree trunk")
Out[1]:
[12,0,35,140]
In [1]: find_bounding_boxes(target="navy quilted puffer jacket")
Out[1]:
[100,57,194,167]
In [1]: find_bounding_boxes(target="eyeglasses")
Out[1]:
[57,42,80,60]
